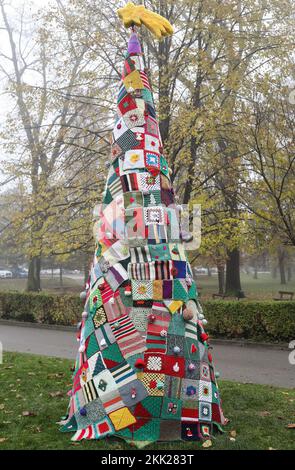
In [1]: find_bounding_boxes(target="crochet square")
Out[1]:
[118,378,148,407]
[123,191,143,209]
[145,135,160,153]
[138,173,161,191]
[109,407,137,431]
[200,362,211,382]
[164,375,182,399]
[123,108,146,128]
[149,243,171,261]
[138,372,165,396]
[116,130,140,152]
[198,380,212,402]
[118,93,137,116]
[199,402,212,422]
[113,117,129,141]
[145,116,159,137]
[161,397,182,420]
[144,206,164,225]
[129,307,149,332]
[181,423,199,441]
[131,280,153,300]
[144,353,164,373]
[181,379,198,401]
[199,422,212,438]
[123,149,145,171]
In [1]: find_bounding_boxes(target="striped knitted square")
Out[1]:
[109,314,146,358]
[110,360,137,387]
[82,379,99,404]
[128,307,149,332]
[129,245,151,263]
[128,261,156,280]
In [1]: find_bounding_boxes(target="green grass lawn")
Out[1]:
[0,352,294,450]
[1,272,293,300]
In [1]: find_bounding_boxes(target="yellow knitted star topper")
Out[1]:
[117,2,174,40]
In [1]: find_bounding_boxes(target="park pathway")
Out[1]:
[0,321,294,388]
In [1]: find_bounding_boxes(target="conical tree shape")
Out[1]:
[60,30,226,446]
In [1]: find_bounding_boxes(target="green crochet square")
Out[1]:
[143,190,161,207]
[89,288,102,315]
[161,397,182,420]
[133,418,160,442]
[86,333,99,359]
[188,281,197,299]
[101,343,124,364]
[141,396,163,418]
[102,187,113,205]
[173,279,188,301]
[168,313,185,336]
[83,318,95,340]
[160,155,170,177]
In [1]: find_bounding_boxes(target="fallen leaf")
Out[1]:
[28,372,36,376]
[202,440,212,448]
[49,391,64,398]
[229,437,236,442]
[259,411,271,417]
[286,423,295,429]
[0,438,8,443]
[229,430,237,438]
[3,422,11,425]
[22,411,36,417]
[0,404,4,410]
[268,447,277,450]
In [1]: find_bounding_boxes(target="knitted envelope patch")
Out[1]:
[123,69,144,90]
[113,117,129,141]
[144,206,164,225]
[123,149,145,171]
[105,263,129,291]
[109,407,136,431]
[138,173,160,191]
[123,191,143,209]
[123,109,145,129]
[118,93,137,116]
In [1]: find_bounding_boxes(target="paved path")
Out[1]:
[1,322,294,388]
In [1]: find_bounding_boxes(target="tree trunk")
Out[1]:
[59,266,63,287]
[278,248,286,285]
[27,256,41,291]
[217,264,225,295]
[287,266,292,282]
[253,258,258,279]
[225,248,242,294]
[207,266,212,277]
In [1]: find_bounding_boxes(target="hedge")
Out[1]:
[0,291,81,326]
[203,300,295,342]
[0,291,294,342]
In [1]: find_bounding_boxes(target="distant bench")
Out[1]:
[273,291,294,301]
[212,291,245,301]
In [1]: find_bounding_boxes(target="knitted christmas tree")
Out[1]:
[60,2,226,446]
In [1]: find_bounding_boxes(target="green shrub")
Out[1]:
[203,300,295,342]
[0,291,295,342]
[0,291,81,326]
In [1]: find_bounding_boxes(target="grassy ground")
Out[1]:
[0,352,294,450]
[0,273,294,300]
